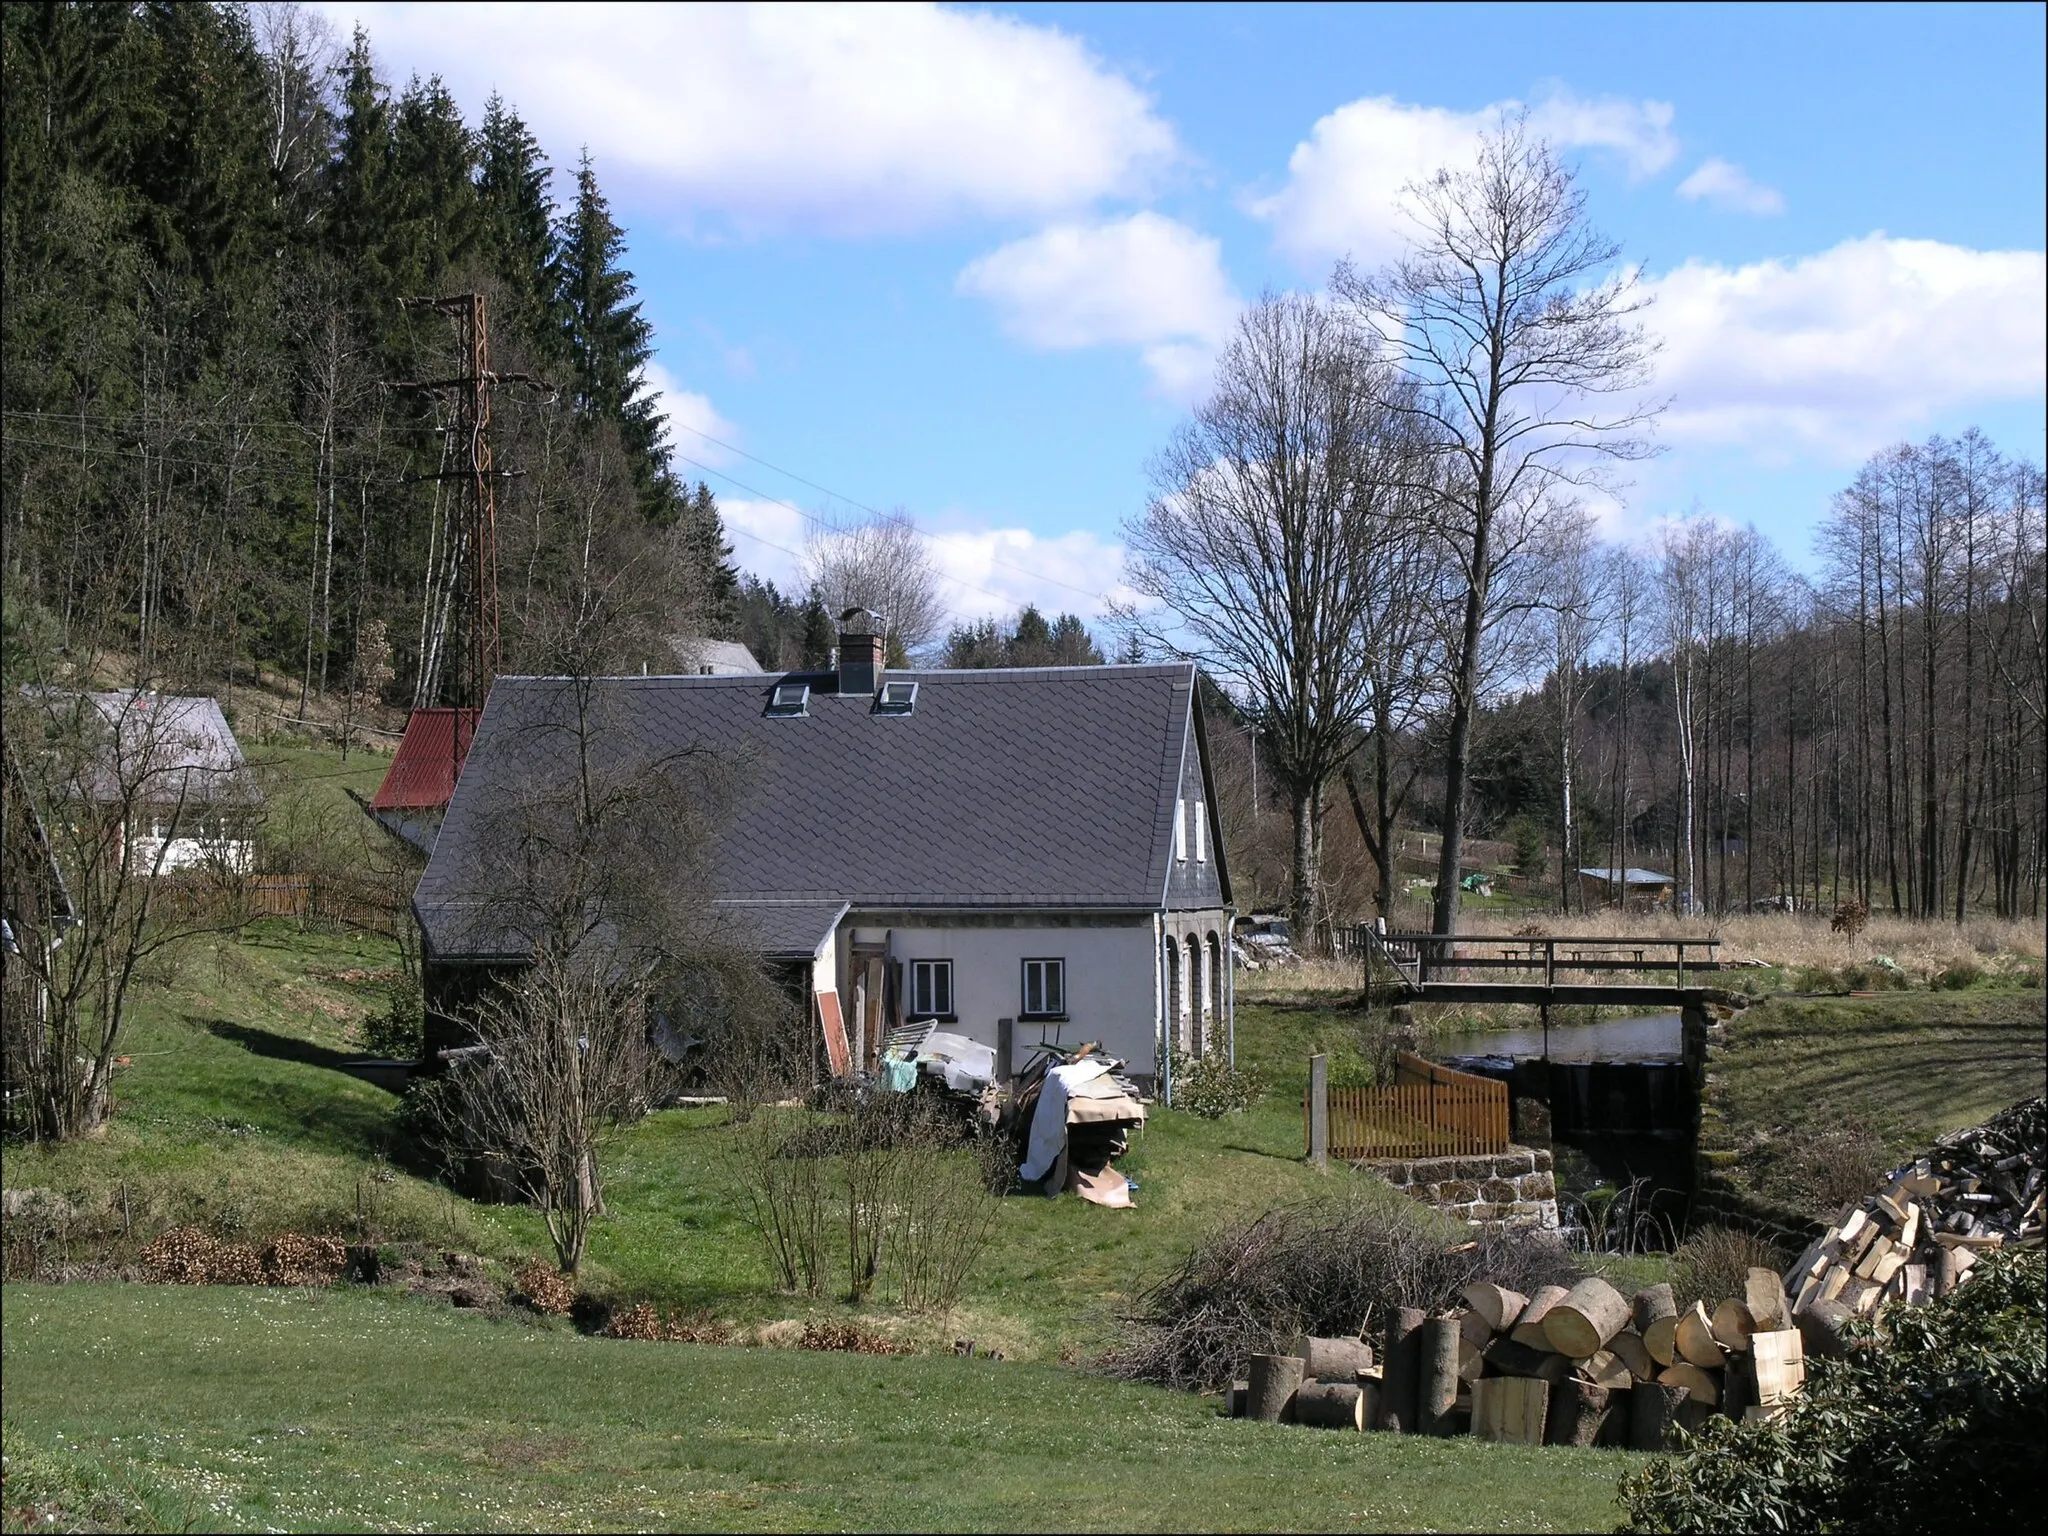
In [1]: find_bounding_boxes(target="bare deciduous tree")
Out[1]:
[1120,291,1426,944]
[802,513,944,663]
[1335,115,1658,936]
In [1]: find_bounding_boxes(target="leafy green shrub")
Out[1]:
[1168,1049,1265,1118]
[359,987,423,1059]
[1619,1250,2046,1533]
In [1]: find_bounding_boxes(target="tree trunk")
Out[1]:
[1419,1315,1463,1436]
[1247,1352,1305,1423]
[1378,1306,1426,1433]
[1630,1381,1690,1451]
[1545,1379,1612,1447]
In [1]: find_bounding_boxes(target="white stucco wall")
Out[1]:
[883,922,1161,1073]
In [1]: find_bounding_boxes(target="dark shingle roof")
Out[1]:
[417,664,1200,959]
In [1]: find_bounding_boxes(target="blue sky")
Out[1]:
[327,2,2045,623]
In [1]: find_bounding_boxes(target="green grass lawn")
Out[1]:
[0,1283,1627,1534]
[1702,988,2047,1214]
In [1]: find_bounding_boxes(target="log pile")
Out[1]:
[1225,1271,1806,1450]
[1783,1098,2044,1353]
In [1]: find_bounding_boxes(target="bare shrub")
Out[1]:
[889,1132,1003,1314]
[262,1232,347,1285]
[798,1320,910,1355]
[1831,899,1870,942]
[1773,1122,1890,1212]
[1672,1225,1787,1312]
[1101,1187,1579,1391]
[726,1110,831,1296]
[604,1302,730,1343]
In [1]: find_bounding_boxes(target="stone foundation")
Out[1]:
[1366,1147,1560,1230]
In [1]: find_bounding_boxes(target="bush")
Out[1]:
[1168,1049,1266,1118]
[1619,1250,2046,1533]
[1935,955,1983,990]
[359,988,423,1059]
[514,1259,577,1316]
[1670,1225,1786,1312]
[1772,1121,1889,1212]
[1100,1186,1579,1392]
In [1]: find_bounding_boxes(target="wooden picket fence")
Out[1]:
[1317,1050,1509,1159]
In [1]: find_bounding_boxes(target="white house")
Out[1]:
[413,612,1233,1093]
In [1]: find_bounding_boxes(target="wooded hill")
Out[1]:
[2,3,736,703]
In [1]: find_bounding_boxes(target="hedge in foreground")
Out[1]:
[1618,1249,2045,1533]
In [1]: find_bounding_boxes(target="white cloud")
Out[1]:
[923,524,1133,621]
[1646,234,2046,456]
[1676,158,1785,216]
[957,213,1238,396]
[1251,88,1677,268]
[717,496,813,590]
[641,360,738,467]
[320,2,1177,235]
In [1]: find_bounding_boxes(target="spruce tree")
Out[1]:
[389,75,479,293]
[476,92,558,343]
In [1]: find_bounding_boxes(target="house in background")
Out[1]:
[666,637,765,676]
[414,611,1234,1094]
[1576,865,1677,910]
[72,691,260,874]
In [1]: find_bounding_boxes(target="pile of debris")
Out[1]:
[1229,1271,1806,1450]
[1784,1097,2044,1350]
[1012,1045,1147,1207]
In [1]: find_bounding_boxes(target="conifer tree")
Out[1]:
[476,92,558,342]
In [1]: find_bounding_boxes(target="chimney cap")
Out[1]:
[837,606,880,636]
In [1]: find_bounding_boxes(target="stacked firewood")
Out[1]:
[1785,1098,2045,1352]
[1230,1271,1806,1451]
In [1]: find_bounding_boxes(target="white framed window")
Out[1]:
[1194,800,1207,862]
[876,679,918,714]
[1174,797,1187,861]
[767,681,810,716]
[1022,957,1065,1018]
[910,959,954,1018]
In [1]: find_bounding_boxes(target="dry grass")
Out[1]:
[1442,910,2044,984]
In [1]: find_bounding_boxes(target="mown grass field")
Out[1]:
[1701,988,2047,1214]
[0,1283,1629,1534]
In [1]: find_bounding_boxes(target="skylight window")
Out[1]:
[875,680,918,715]
[767,681,810,716]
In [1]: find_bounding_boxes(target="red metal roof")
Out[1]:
[370,708,479,811]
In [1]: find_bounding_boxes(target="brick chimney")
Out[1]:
[836,607,884,695]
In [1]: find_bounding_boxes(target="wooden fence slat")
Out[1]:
[1320,1051,1508,1160]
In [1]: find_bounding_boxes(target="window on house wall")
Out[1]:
[1022,957,1065,1018]
[1174,797,1187,861]
[1195,800,1207,862]
[910,959,953,1018]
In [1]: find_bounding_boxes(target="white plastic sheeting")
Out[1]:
[1017,1060,1113,1182]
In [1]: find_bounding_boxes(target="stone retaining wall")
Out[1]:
[1365,1147,1560,1229]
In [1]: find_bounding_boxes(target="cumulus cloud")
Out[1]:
[957,213,1239,395]
[1645,234,2046,456]
[1251,88,1677,268]
[320,1,1177,235]
[1676,158,1785,216]
[641,360,738,467]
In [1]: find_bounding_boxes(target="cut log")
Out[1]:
[1457,1307,1495,1349]
[1511,1284,1573,1347]
[1674,1301,1728,1368]
[1456,1337,1484,1383]
[1643,1313,1680,1367]
[1542,1276,1631,1359]
[1608,1328,1657,1382]
[1226,1380,1247,1418]
[1578,1349,1634,1391]
[1676,1396,1717,1436]
[1292,1335,1374,1382]
[1294,1380,1367,1430]
[1631,1283,1677,1334]
[1247,1353,1305,1423]
[1722,1355,1755,1421]
[1471,1375,1548,1444]
[1598,1388,1634,1447]
[1481,1336,1570,1383]
[1545,1379,1612,1447]
[1936,1245,1977,1298]
[1745,1268,1791,1331]
[1460,1282,1529,1333]
[1751,1329,1805,1403]
[1419,1317,1463,1437]
[1795,1298,1854,1359]
[1377,1307,1426,1433]
[1658,1362,1721,1407]
[1710,1299,1757,1353]
[1630,1381,1691,1452]
[1355,1377,1381,1431]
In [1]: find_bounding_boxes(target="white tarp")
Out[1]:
[1018,1060,1112,1182]
[914,1030,996,1093]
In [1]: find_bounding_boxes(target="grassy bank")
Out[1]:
[1700,989,2047,1217]
[0,1283,1627,1534]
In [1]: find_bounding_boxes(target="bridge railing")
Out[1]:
[1310,1049,1510,1160]
[1347,930,1722,989]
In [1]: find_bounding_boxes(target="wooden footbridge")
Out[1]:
[1346,928,1739,1013]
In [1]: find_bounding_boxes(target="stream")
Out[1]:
[1438,1011,1682,1065]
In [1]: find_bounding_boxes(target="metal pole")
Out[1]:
[1309,1053,1329,1168]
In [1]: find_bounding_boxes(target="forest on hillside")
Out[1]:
[1,2,735,708]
